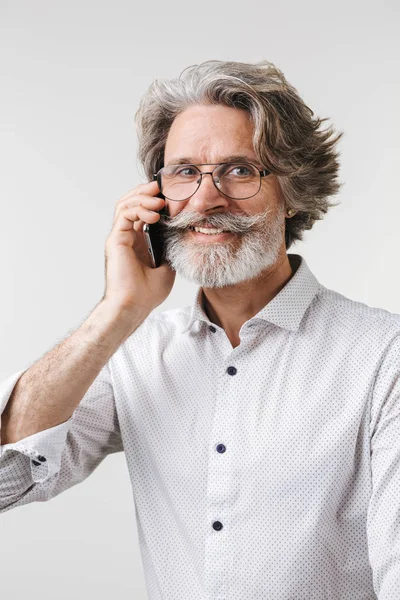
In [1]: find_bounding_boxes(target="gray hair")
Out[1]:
[134,59,344,249]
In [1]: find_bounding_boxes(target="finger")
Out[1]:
[113,194,165,225]
[117,205,161,232]
[134,219,145,233]
[119,195,165,212]
[116,180,160,207]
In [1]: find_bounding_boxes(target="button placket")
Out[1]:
[204,357,241,599]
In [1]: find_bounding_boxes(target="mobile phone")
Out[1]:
[143,193,168,268]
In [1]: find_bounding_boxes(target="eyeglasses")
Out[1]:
[153,162,271,201]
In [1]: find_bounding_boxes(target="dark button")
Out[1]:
[216,443,226,453]
[32,460,41,466]
[227,366,237,376]
[37,455,47,462]
[213,520,223,531]
[209,325,217,333]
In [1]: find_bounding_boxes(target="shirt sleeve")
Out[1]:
[0,362,123,514]
[367,333,400,599]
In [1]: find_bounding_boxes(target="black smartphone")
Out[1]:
[143,193,168,268]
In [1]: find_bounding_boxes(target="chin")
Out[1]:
[164,229,282,288]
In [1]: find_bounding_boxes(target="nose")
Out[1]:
[186,172,230,214]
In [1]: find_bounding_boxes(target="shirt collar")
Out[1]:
[179,253,321,334]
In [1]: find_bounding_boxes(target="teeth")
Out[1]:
[193,227,225,234]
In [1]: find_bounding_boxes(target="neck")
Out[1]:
[202,251,296,347]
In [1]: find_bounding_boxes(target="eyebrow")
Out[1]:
[165,155,264,168]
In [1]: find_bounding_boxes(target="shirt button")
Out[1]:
[209,325,217,333]
[227,366,237,376]
[37,455,47,462]
[213,521,223,531]
[216,443,226,453]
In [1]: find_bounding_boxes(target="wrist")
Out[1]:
[96,299,150,338]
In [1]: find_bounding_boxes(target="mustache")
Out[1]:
[161,206,274,234]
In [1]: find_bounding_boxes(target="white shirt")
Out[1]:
[1,253,400,600]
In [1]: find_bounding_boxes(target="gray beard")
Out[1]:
[163,205,285,288]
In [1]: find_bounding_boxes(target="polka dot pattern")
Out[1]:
[1,253,400,599]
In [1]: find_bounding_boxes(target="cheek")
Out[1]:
[250,191,280,217]
[167,203,187,218]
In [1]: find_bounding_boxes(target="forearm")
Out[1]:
[1,300,148,444]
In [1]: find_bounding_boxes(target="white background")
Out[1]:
[1,1,399,598]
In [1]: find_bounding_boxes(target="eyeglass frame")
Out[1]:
[153,162,271,201]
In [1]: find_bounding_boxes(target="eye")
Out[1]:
[219,163,255,178]
[176,166,198,177]
[230,165,252,177]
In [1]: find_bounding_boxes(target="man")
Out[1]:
[1,59,399,599]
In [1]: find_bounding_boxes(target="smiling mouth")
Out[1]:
[188,226,231,235]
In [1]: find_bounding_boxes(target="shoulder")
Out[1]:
[311,284,400,346]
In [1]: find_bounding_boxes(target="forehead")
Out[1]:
[164,104,257,164]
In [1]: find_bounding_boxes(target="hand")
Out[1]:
[102,180,176,314]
